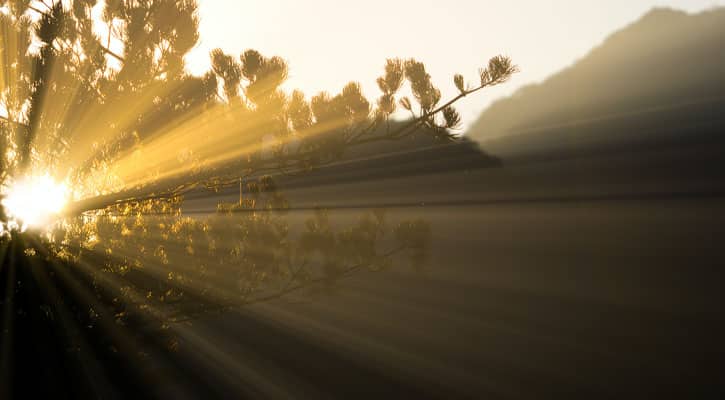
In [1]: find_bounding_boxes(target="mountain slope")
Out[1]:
[468,7,725,159]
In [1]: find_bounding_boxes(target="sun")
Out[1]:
[1,174,69,231]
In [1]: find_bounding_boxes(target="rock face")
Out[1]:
[467,7,725,160]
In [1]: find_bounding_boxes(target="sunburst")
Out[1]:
[1,174,68,231]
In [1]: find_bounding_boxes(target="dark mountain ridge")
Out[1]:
[468,7,725,160]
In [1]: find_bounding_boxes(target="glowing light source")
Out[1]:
[1,174,68,230]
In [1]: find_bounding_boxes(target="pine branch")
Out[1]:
[349,80,495,146]
[162,246,407,324]
[26,4,125,62]
[0,115,29,130]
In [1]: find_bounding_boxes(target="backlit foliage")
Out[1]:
[0,0,517,325]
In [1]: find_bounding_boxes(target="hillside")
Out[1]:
[468,7,725,159]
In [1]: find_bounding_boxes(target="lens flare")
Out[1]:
[1,174,68,231]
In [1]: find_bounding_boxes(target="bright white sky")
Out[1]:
[185,0,725,131]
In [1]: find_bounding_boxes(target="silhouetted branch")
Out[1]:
[27,3,125,62]
[163,246,406,324]
[0,115,29,129]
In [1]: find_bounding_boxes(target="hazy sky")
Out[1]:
[185,0,725,131]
